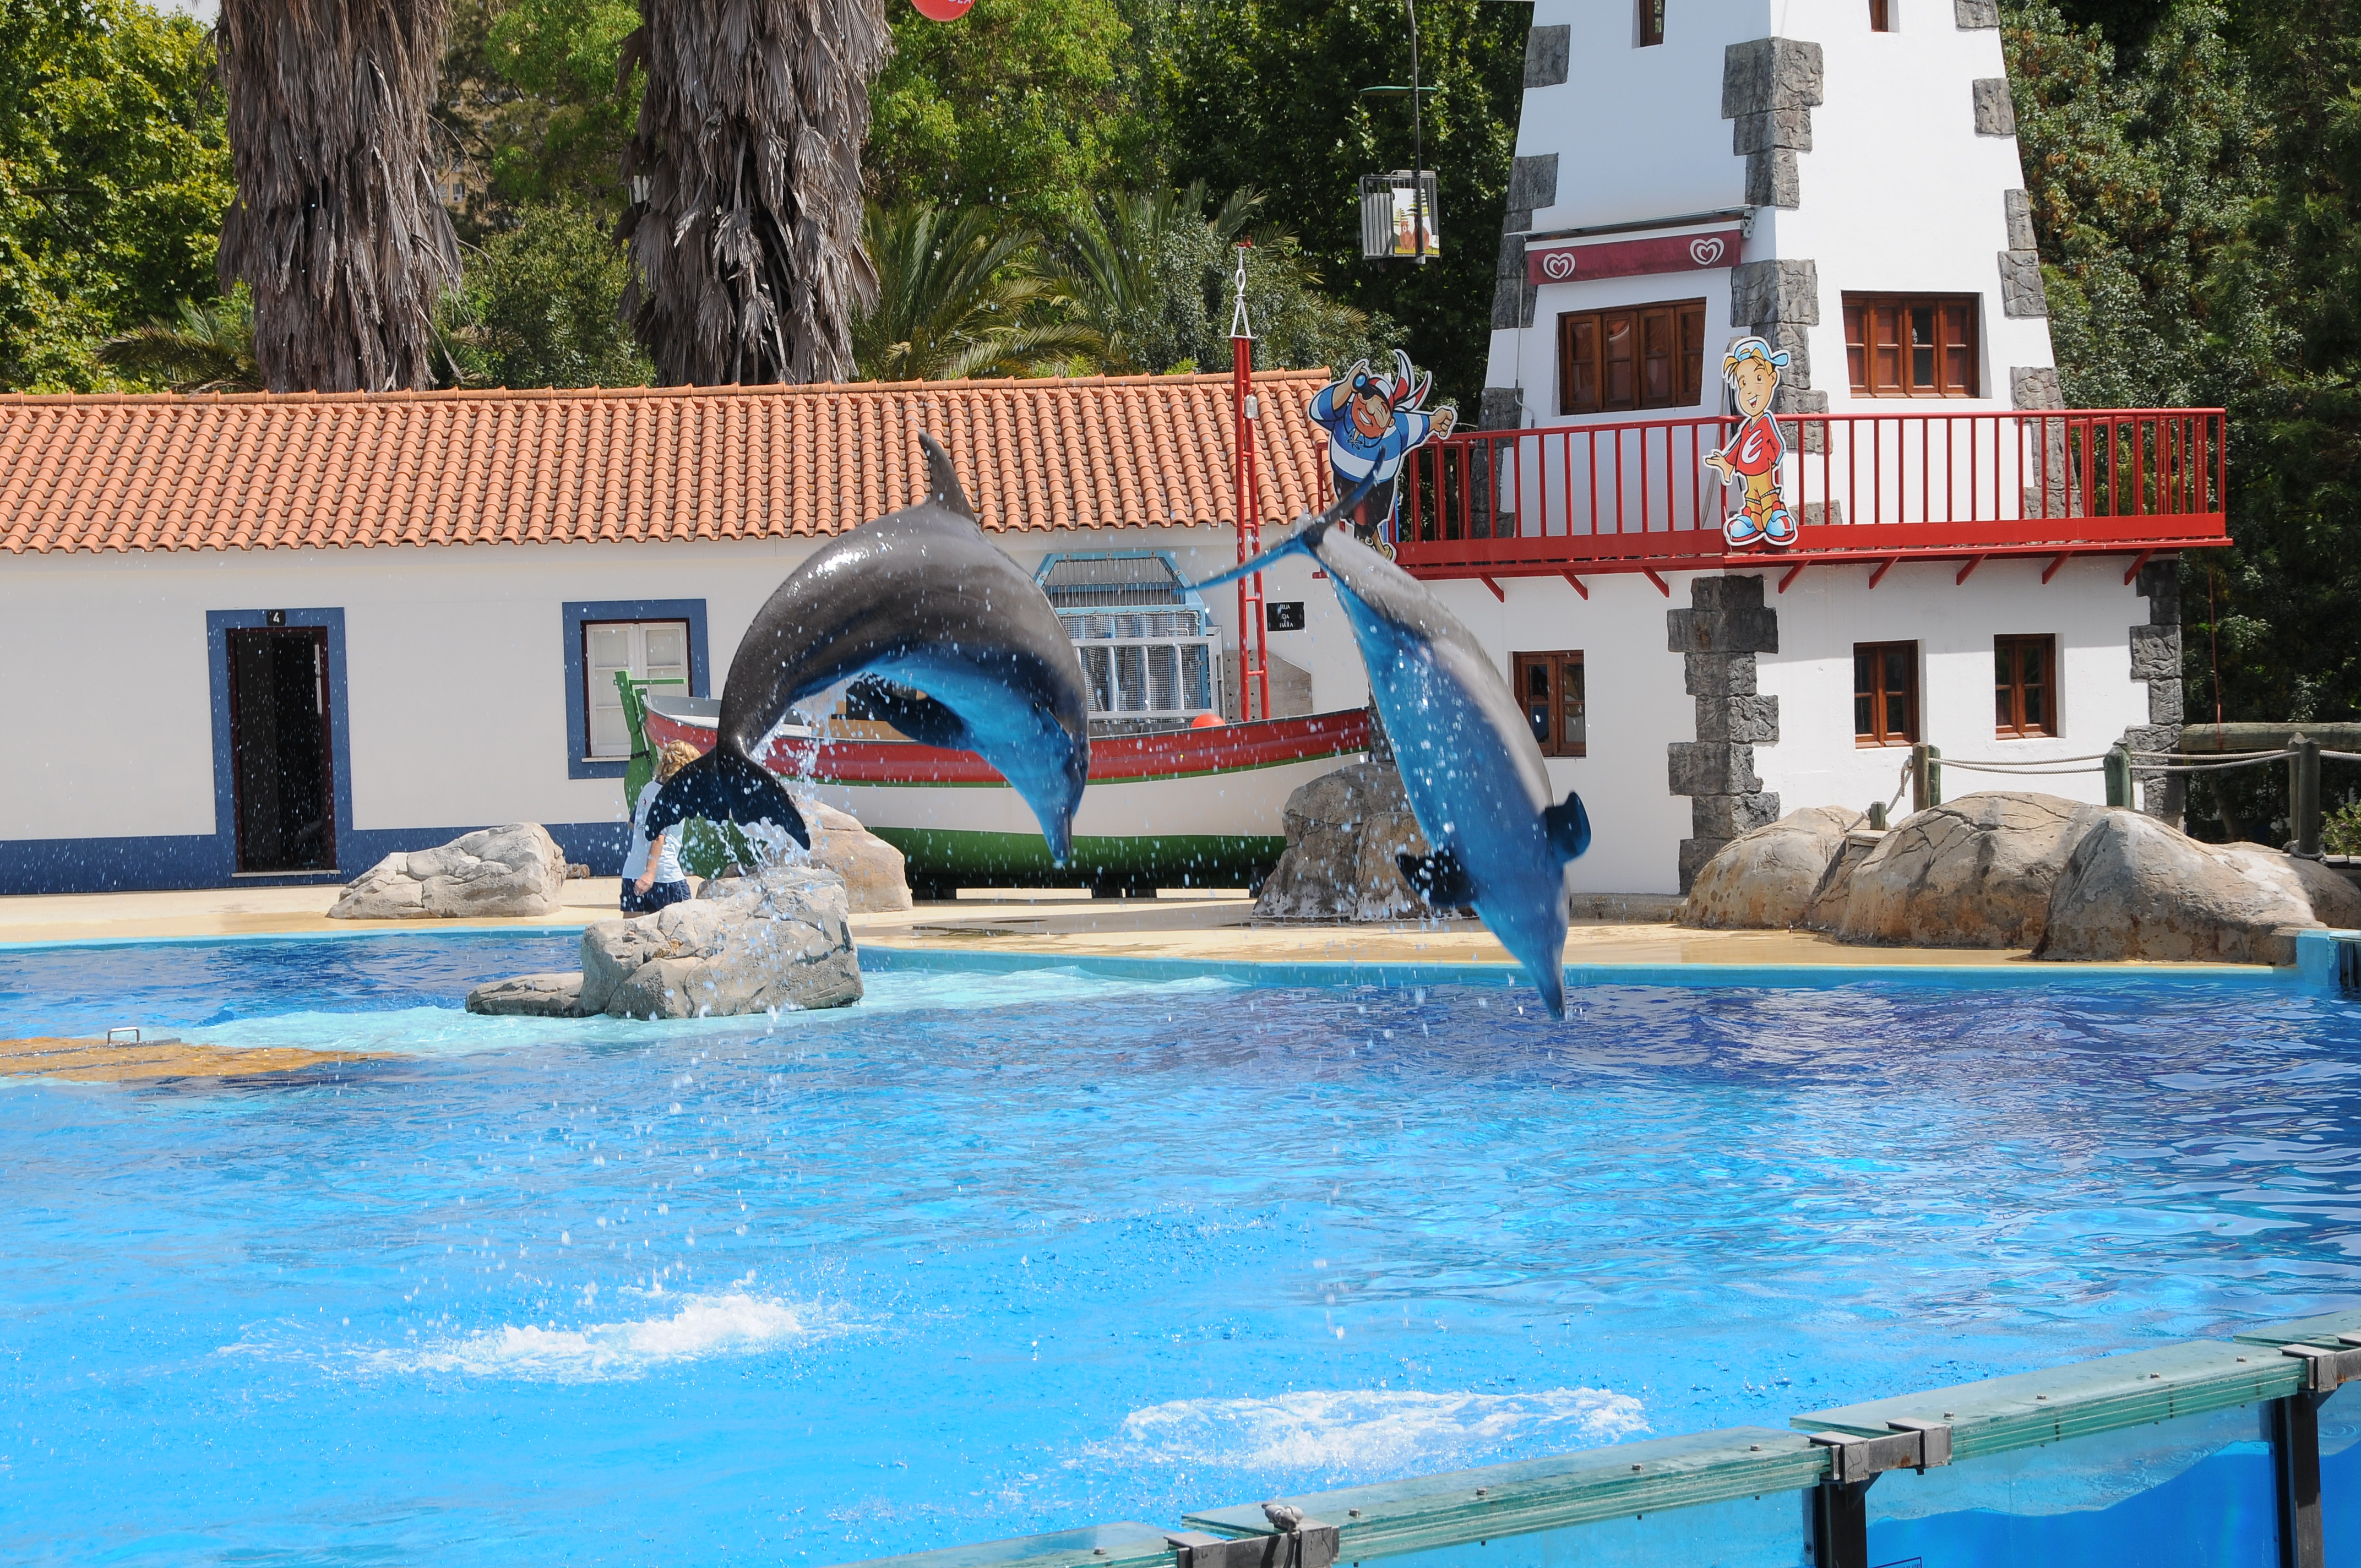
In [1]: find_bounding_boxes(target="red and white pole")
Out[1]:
[1230,243,1267,723]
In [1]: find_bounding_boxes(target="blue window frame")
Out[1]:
[562,599,711,779]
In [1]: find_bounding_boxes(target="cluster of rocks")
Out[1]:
[1684,791,2361,964]
[330,824,569,919]
[467,864,863,1018]
[1253,760,1437,922]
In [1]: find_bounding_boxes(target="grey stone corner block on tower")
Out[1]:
[1667,575,1782,892]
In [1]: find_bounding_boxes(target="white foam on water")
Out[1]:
[354,1289,844,1381]
[184,970,1237,1057]
[1090,1386,1649,1476]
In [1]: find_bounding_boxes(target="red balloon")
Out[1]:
[911,0,972,18]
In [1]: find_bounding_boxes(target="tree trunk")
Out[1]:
[621,0,889,386]
[216,0,462,393]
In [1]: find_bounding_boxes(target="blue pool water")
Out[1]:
[4,935,2360,1566]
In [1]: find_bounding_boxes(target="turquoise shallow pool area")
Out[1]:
[6,934,2361,1566]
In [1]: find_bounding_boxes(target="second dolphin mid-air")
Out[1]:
[1197,499,1591,1016]
[648,433,1090,862]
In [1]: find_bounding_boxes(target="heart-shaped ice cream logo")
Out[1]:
[1689,236,1727,268]
[1539,251,1577,281]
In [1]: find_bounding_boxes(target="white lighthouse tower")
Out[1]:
[1481,0,2058,434]
[1275,0,2226,895]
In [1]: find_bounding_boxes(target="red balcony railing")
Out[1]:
[1388,408,2229,584]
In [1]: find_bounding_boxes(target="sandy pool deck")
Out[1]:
[0,879,2126,968]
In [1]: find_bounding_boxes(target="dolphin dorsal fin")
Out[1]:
[918,433,975,520]
[1544,790,1592,863]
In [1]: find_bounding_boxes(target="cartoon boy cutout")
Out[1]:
[1701,336,1798,550]
[1306,350,1456,557]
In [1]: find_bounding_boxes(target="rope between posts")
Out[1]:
[1936,759,2103,775]
[2144,751,2298,774]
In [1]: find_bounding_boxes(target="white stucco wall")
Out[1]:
[3,524,1316,849]
[1753,555,2148,816]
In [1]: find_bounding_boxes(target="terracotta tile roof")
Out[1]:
[0,371,1337,554]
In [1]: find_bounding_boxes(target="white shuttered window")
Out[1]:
[585,620,690,758]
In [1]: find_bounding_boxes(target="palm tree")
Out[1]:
[619,0,891,385]
[850,202,1097,382]
[214,0,464,392]
[1054,183,1262,375]
[99,292,265,394]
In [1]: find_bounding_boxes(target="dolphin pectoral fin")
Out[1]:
[1396,847,1476,909]
[918,432,975,520]
[845,675,970,750]
[650,748,810,848]
[1189,532,1313,595]
[1544,790,1592,863]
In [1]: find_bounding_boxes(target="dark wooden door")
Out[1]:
[227,627,336,872]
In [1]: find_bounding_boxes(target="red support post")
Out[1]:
[1229,245,1266,723]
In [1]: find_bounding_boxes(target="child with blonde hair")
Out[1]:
[621,740,701,913]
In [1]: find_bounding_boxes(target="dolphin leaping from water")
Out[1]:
[1196,501,1590,1016]
[647,434,1090,863]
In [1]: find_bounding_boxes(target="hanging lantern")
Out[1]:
[1358,171,1440,261]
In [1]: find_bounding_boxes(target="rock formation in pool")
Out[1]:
[469,864,861,1017]
[331,823,569,919]
[1682,790,2361,963]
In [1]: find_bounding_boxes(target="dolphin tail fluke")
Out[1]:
[1544,790,1592,863]
[649,747,810,848]
[1396,847,1476,909]
[918,432,975,520]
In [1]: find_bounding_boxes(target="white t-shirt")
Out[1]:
[621,778,683,883]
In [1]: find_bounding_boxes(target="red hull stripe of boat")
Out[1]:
[639,709,1373,786]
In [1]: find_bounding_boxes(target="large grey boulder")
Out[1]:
[1682,805,1855,928]
[465,972,590,1017]
[331,823,568,919]
[1830,792,2107,949]
[581,864,861,1017]
[702,796,912,913]
[1255,761,1434,922]
[2037,812,2361,965]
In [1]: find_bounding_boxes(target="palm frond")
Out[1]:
[850,200,1090,381]
[97,294,265,394]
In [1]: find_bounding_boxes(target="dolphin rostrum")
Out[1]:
[1195,501,1590,1015]
[647,433,1090,863]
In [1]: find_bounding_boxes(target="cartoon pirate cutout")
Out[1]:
[1701,336,1798,550]
[1306,350,1455,557]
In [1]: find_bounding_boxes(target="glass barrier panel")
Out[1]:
[1862,1400,2277,1567]
[1346,1491,1808,1568]
[2324,1383,2361,1566]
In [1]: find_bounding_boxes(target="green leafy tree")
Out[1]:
[439,0,642,226]
[1155,0,1524,411]
[849,200,1092,381]
[443,201,651,388]
[868,0,1147,231]
[0,0,232,390]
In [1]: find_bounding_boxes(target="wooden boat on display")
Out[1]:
[638,693,1370,893]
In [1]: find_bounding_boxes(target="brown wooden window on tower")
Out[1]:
[1843,295,1979,397]
[1558,299,1705,416]
[1639,0,1665,46]
[1995,634,2058,738]
[1515,651,1587,757]
[1854,641,1919,747]
[1869,0,1892,30]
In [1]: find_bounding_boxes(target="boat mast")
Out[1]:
[1231,241,1269,723]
